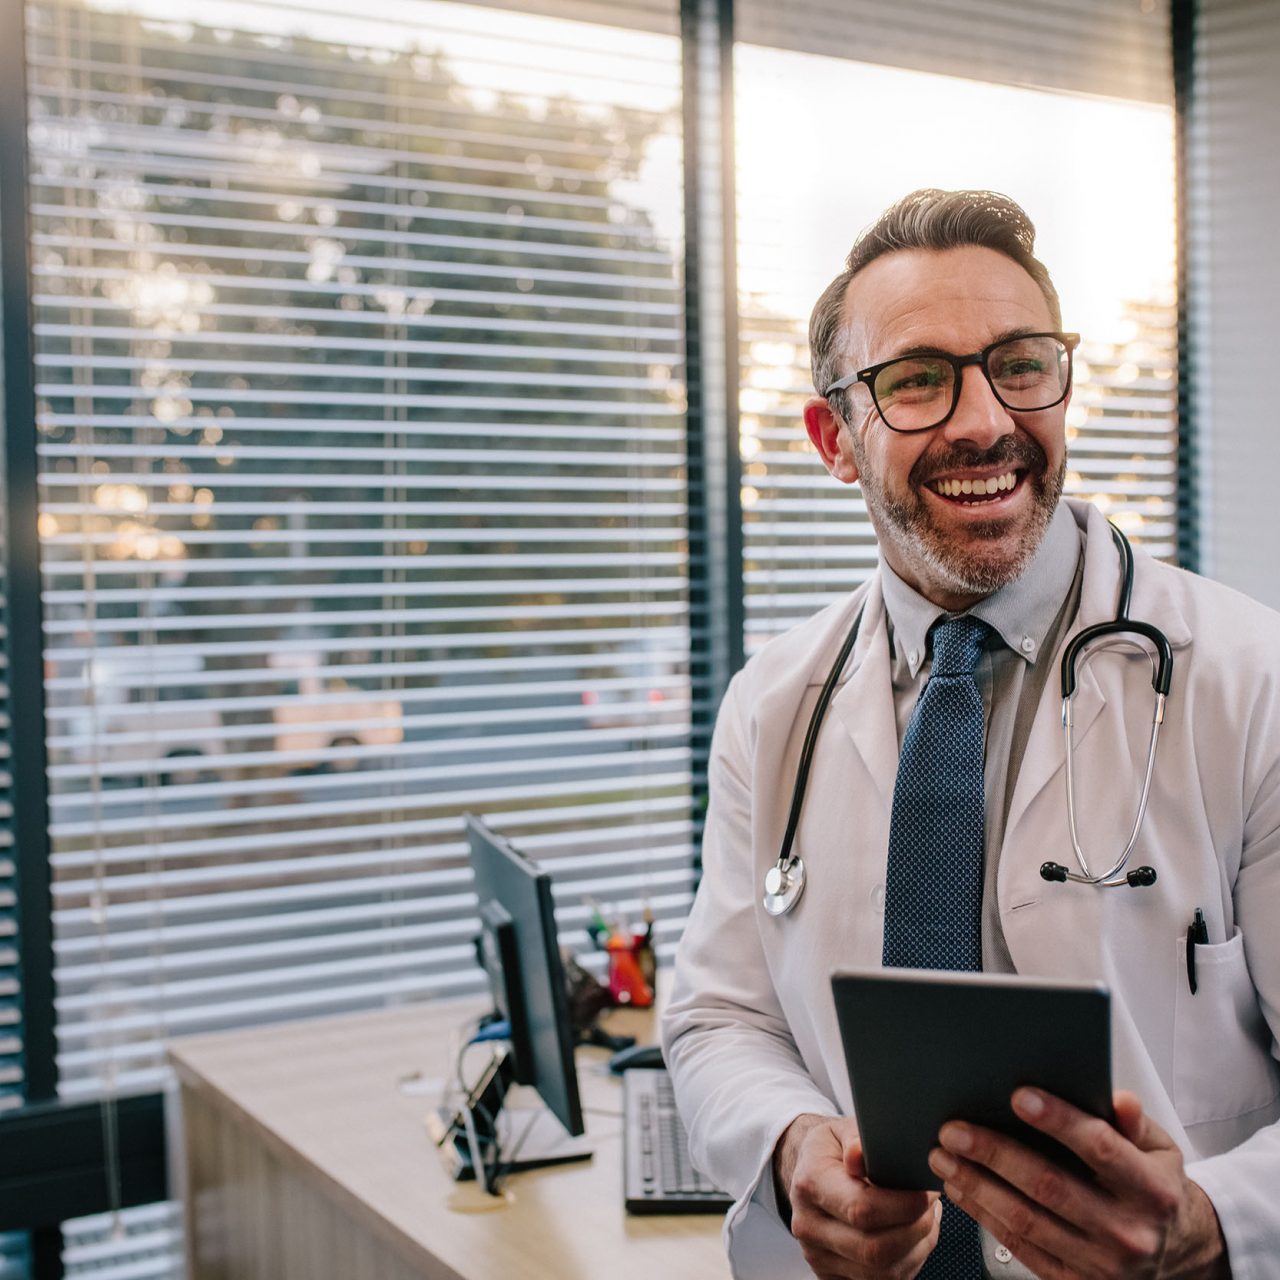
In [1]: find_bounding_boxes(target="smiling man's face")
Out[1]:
[804,245,1068,611]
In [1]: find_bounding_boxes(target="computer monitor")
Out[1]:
[450,814,590,1189]
[465,812,583,1134]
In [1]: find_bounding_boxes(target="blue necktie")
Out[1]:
[883,615,989,1278]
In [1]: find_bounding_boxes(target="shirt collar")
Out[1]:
[879,502,1082,678]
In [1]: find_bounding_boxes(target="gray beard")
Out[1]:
[856,440,1066,598]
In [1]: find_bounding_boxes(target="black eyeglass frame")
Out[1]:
[823,330,1082,434]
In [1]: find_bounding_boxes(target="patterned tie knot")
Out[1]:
[928,615,989,678]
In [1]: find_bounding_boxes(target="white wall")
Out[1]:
[1193,0,1280,607]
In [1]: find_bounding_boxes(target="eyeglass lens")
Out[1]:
[872,334,1071,432]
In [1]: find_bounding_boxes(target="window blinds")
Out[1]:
[732,3,1177,649]
[441,0,677,35]
[62,1204,182,1280]
[27,0,688,1103]
[1184,0,1280,606]
[736,0,1171,105]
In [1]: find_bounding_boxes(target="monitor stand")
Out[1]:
[447,1107,593,1183]
[435,1046,592,1194]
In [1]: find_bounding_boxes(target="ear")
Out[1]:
[803,396,860,485]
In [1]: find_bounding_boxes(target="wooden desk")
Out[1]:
[169,998,731,1280]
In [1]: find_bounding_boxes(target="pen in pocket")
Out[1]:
[1185,907,1209,995]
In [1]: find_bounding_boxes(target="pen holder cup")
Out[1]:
[605,935,654,1008]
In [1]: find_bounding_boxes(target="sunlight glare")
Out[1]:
[735,47,1176,347]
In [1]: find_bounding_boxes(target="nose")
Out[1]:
[939,363,1016,448]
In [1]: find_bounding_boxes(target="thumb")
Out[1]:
[844,1138,866,1180]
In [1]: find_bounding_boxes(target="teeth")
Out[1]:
[933,471,1017,499]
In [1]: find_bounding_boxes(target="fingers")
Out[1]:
[788,1123,933,1232]
[931,1143,1169,1275]
[928,1145,1109,1274]
[1110,1090,1168,1152]
[789,1133,940,1280]
[842,1139,940,1213]
[926,1091,1216,1280]
[797,1162,936,1234]
[932,1091,1181,1272]
[943,1163,1168,1280]
[1007,1088,1182,1212]
[793,1199,940,1280]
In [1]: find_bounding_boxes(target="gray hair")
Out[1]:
[808,189,1063,418]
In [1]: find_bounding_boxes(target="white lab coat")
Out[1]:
[662,499,1280,1280]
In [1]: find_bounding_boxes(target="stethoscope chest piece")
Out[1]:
[763,857,806,916]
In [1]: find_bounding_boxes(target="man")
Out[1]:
[661,189,1280,1280]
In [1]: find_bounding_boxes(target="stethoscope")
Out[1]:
[761,523,1174,917]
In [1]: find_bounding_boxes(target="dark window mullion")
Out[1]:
[3,1,76,1273]
[682,0,743,878]
[1,0,57,1109]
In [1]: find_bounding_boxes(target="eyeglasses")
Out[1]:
[824,331,1081,434]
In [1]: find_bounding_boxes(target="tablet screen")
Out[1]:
[831,968,1112,1190]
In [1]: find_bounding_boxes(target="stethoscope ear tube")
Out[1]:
[1060,522,1171,699]
[1061,619,1173,700]
[1040,859,1158,888]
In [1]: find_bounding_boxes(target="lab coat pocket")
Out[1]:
[1172,926,1279,1126]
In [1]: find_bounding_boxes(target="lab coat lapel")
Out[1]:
[827,581,899,810]
[1003,504,1116,845]
[1003,654,1107,844]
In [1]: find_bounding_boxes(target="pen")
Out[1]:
[1185,907,1208,995]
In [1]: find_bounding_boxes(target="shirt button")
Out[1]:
[872,883,885,914]
[995,1245,1013,1264]
[1020,636,1036,655]
[909,648,920,668]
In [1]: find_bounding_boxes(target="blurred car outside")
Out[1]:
[60,650,225,786]
[269,651,403,771]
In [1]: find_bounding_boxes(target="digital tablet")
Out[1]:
[830,968,1113,1191]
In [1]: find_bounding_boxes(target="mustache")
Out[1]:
[910,433,1049,488]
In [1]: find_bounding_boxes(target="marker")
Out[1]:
[584,896,610,949]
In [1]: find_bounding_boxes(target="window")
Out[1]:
[732,4,1177,649]
[26,0,686,1182]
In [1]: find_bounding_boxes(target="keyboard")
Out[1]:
[623,1067,733,1214]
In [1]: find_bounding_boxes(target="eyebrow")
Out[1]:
[878,326,1043,365]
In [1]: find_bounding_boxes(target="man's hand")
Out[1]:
[927,1088,1230,1279]
[774,1114,941,1279]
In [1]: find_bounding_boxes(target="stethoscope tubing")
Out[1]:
[762,604,864,916]
[762,522,1171,915]
[776,605,864,871]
